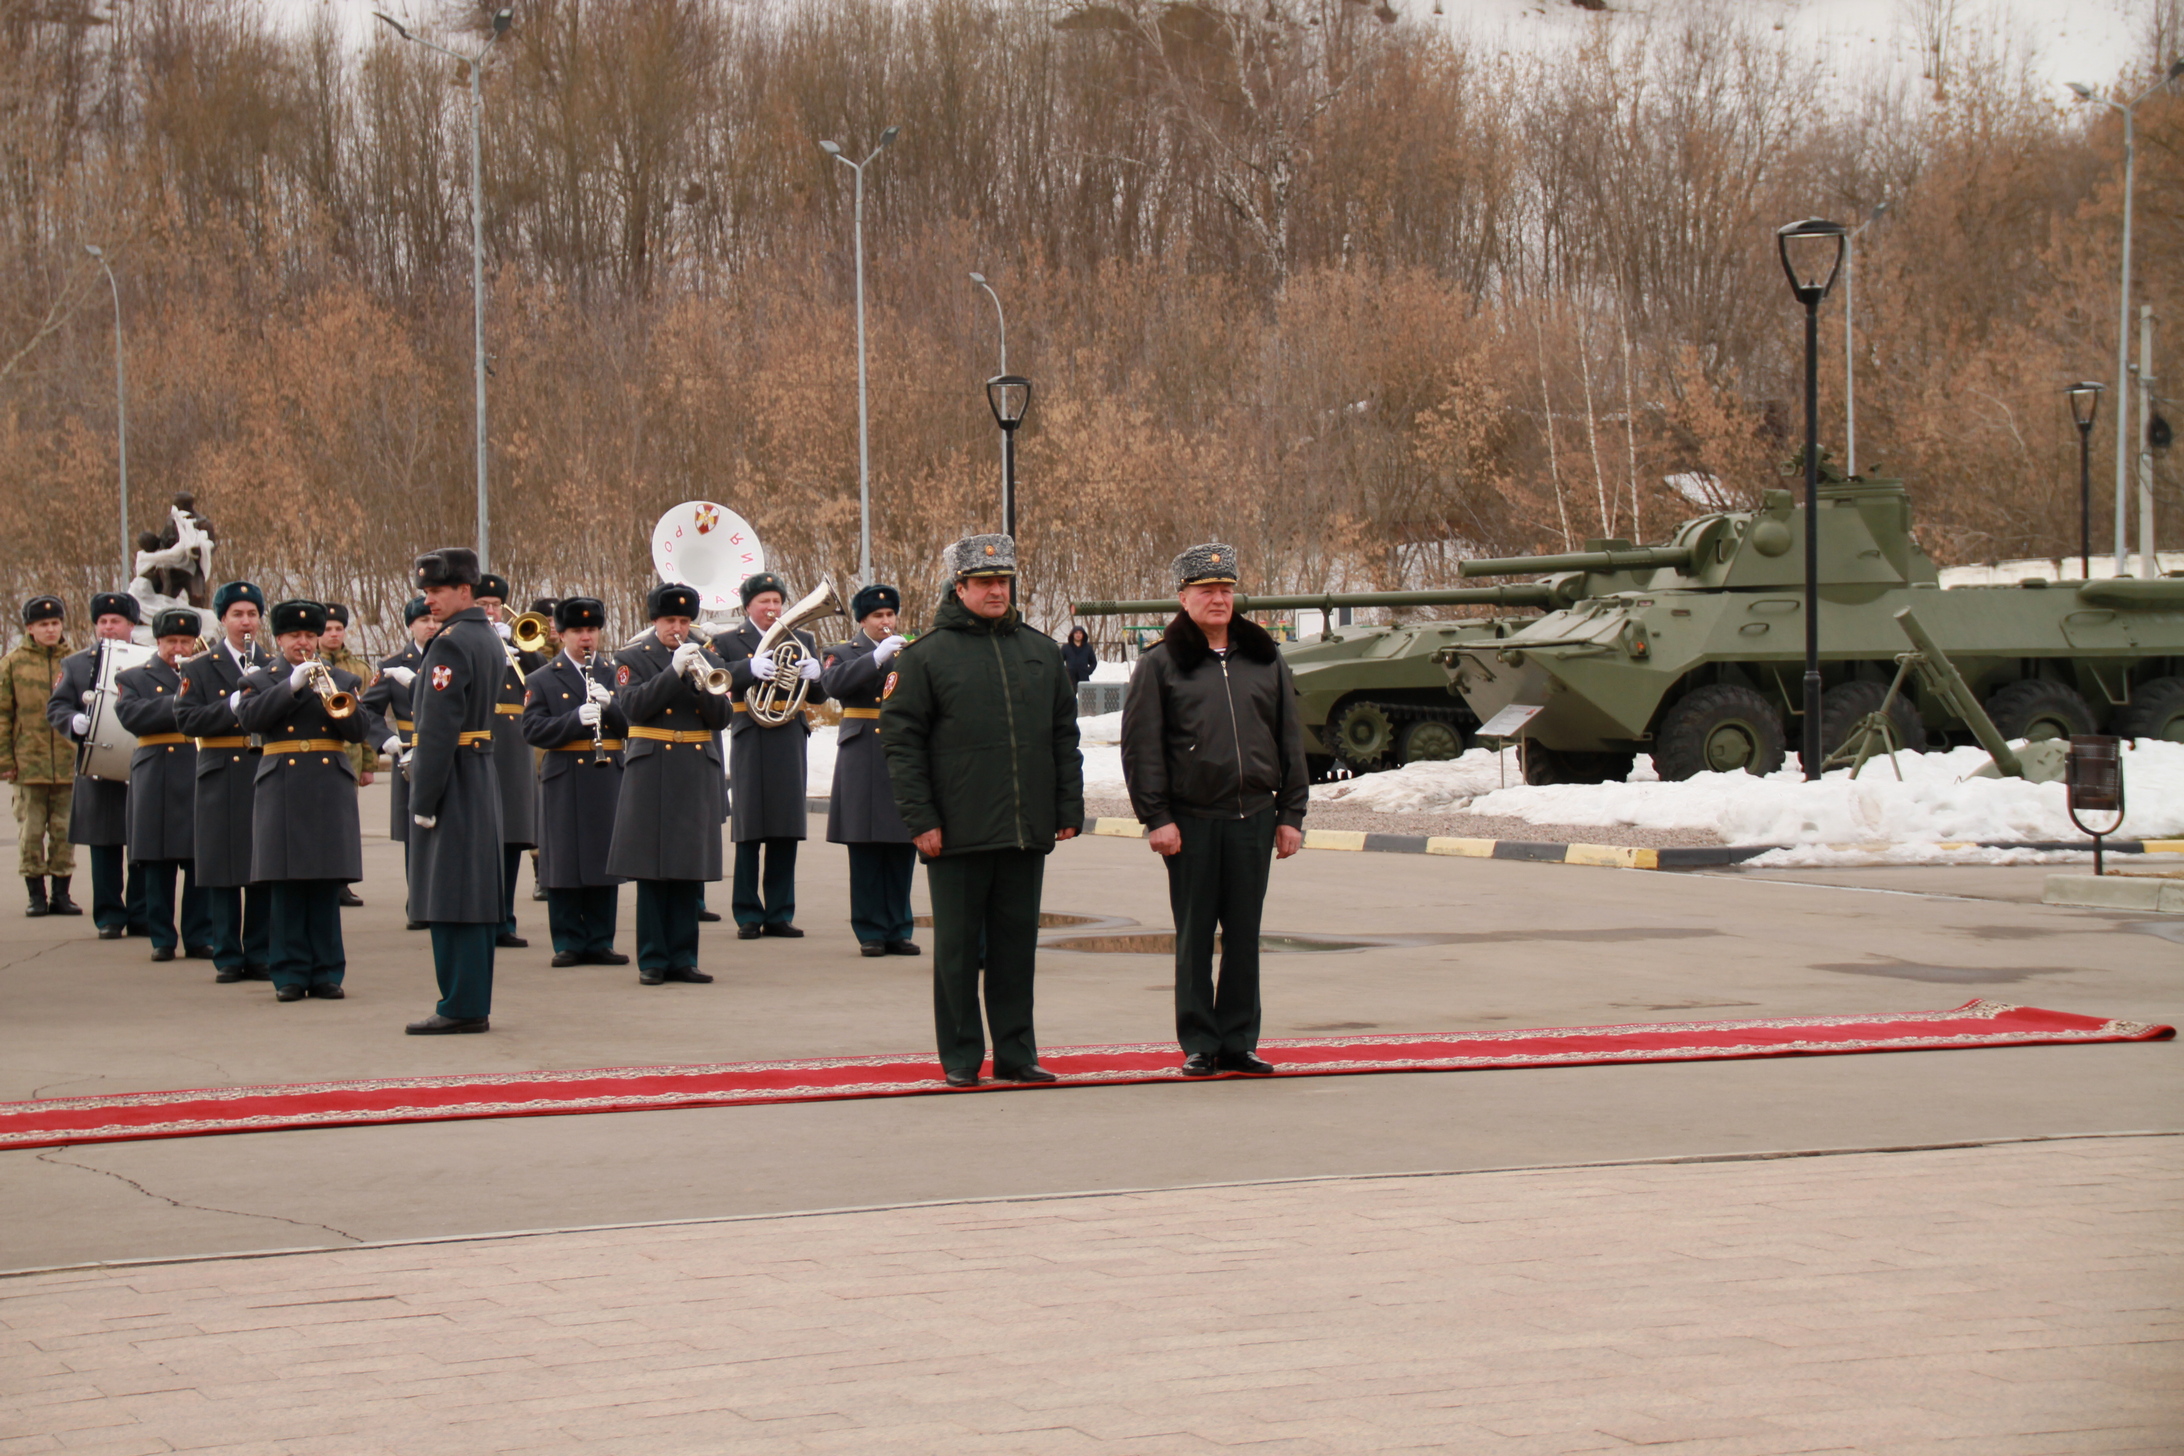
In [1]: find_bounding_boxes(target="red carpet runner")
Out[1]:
[1,999,2168,1151]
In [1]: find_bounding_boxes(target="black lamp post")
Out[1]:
[2065,382,2105,580]
[1776,218,1848,781]
[985,374,1033,538]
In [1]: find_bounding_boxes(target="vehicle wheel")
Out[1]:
[1397,718,1464,765]
[1983,679,2095,742]
[1820,681,1926,758]
[1653,685,1787,781]
[1330,701,1395,768]
[2115,676,2184,742]
[1522,746,1634,785]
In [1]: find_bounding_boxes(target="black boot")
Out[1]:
[24,877,48,918]
[46,877,83,916]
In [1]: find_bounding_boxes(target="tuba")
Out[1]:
[747,577,850,728]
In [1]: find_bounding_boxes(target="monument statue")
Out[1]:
[128,492,218,636]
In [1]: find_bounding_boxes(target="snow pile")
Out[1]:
[1311,741,2184,851]
[1078,710,1124,744]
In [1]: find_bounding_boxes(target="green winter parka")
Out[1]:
[880,594,1084,857]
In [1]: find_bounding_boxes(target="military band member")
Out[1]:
[317,603,373,908]
[523,596,562,904]
[522,597,630,967]
[607,582,732,984]
[405,548,505,1034]
[881,535,1084,1087]
[359,598,436,929]
[51,591,149,939]
[473,572,537,949]
[715,572,815,939]
[176,581,272,982]
[1,596,78,917]
[113,610,217,961]
[818,584,918,957]
[234,601,367,1000]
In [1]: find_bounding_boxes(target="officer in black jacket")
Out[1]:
[50,590,148,938]
[112,609,216,962]
[235,600,368,1001]
[474,572,538,949]
[521,597,629,968]
[715,572,816,939]
[176,581,272,982]
[358,598,437,928]
[405,548,506,1034]
[607,582,732,984]
[817,584,918,956]
[1120,544,1309,1077]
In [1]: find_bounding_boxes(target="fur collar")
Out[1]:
[1161,611,1278,673]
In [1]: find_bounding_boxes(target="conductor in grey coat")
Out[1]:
[818,583,918,956]
[112,608,216,961]
[235,600,368,1000]
[404,548,506,1034]
[715,572,815,938]
[521,596,629,969]
[176,581,272,982]
[607,582,732,984]
[50,590,148,938]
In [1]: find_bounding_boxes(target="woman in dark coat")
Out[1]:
[1061,625,1099,685]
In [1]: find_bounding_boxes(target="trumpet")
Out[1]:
[748,577,849,727]
[301,660,358,719]
[671,625,732,696]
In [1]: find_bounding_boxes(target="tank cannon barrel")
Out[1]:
[1070,586,1556,616]
[1457,545,1695,579]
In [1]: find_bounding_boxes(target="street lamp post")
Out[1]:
[83,244,129,584]
[984,376,1033,540]
[1843,200,1889,478]
[968,272,1010,527]
[820,127,900,586]
[2069,59,2184,578]
[1776,218,1848,783]
[375,7,513,571]
[2066,382,2105,581]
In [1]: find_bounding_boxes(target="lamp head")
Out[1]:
[1775,218,1848,307]
[2067,81,2097,100]
[2066,381,2105,431]
[818,139,842,156]
[492,8,512,36]
[969,271,988,285]
[83,243,103,259]
[986,374,1033,431]
[878,126,900,149]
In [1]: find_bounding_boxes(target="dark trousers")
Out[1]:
[927,848,1045,1077]
[88,844,148,933]
[547,885,618,957]
[847,842,917,946]
[732,839,798,926]
[137,859,215,954]
[206,883,271,971]
[430,923,497,1019]
[635,880,702,971]
[500,844,524,936]
[1167,811,1276,1057]
[267,879,346,990]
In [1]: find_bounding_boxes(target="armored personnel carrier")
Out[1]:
[1439,473,2184,784]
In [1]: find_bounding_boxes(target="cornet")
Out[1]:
[671,625,732,696]
[301,660,358,719]
[748,577,849,727]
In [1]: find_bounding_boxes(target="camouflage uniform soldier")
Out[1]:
[318,602,375,908]
[0,596,80,916]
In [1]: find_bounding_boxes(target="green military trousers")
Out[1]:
[927,847,1045,1077]
[1166,810,1276,1058]
[12,783,72,878]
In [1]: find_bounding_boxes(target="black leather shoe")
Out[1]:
[309,984,345,999]
[185,945,215,960]
[664,967,714,983]
[406,1014,488,1034]
[241,965,272,981]
[860,942,888,958]
[697,907,723,923]
[149,946,175,963]
[551,951,580,967]
[736,924,761,940]
[587,951,630,966]
[338,887,364,908]
[885,940,922,956]
[97,925,123,940]
[760,923,804,938]
[944,1069,980,1088]
[406,919,427,931]
[496,933,528,949]
[1181,1053,1220,1077]
[1219,1052,1276,1075]
[639,968,666,985]
[994,1063,1058,1084]
[215,967,246,983]
[275,985,306,1002]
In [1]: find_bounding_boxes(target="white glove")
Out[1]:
[70,712,89,736]
[384,666,415,688]
[381,734,402,757]
[585,677,614,705]
[493,621,512,641]
[81,689,95,706]
[749,649,776,678]
[413,814,436,830]
[798,657,823,682]
[288,661,313,691]
[227,689,245,713]
[577,702,602,727]
[670,641,703,673]
[872,634,906,665]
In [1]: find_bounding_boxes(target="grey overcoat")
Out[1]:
[407,608,506,923]
[175,641,271,888]
[490,643,540,849]
[113,656,196,863]
[235,663,367,883]
[606,629,730,882]
[716,619,813,843]
[521,650,627,889]
[818,630,911,846]
[49,646,129,847]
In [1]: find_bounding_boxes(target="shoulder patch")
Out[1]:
[616,664,631,687]
[431,664,453,691]
[882,670,900,700]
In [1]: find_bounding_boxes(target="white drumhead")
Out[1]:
[651,502,764,613]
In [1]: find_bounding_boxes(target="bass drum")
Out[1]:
[76,640,156,782]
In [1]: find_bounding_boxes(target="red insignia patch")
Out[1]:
[882,670,899,700]
[431,665,453,691]
[616,664,631,687]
